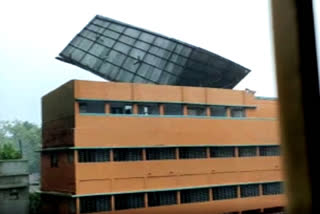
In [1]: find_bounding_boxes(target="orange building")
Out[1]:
[40,80,285,214]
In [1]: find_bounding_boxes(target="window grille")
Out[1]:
[239,146,257,157]
[230,107,246,117]
[148,191,177,207]
[163,104,183,115]
[80,196,111,213]
[180,188,209,204]
[115,193,145,210]
[187,105,206,116]
[138,103,160,115]
[213,186,238,200]
[210,106,227,117]
[146,148,176,160]
[79,101,105,114]
[78,149,110,162]
[262,182,283,195]
[179,147,207,159]
[210,147,235,158]
[259,146,280,156]
[240,184,259,198]
[113,148,142,161]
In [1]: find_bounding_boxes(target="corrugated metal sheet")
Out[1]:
[57,15,250,88]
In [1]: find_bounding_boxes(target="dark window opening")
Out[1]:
[50,153,58,168]
[79,101,105,114]
[240,184,259,198]
[259,146,280,156]
[148,191,177,207]
[210,147,235,158]
[179,147,207,159]
[9,189,19,200]
[110,102,133,114]
[146,148,176,160]
[113,148,143,161]
[180,188,209,204]
[187,105,206,116]
[163,103,183,115]
[262,182,284,195]
[239,146,257,157]
[241,209,261,214]
[115,193,145,210]
[80,196,111,213]
[78,149,110,162]
[263,207,284,214]
[210,106,227,117]
[230,107,246,117]
[212,186,237,200]
[138,103,160,115]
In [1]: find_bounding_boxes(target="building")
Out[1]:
[40,80,285,214]
[0,159,29,214]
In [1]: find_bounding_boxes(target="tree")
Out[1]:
[0,120,41,172]
[0,143,22,159]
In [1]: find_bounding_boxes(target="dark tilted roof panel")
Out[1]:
[57,15,250,88]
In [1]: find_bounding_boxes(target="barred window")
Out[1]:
[210,106,227,117]
[259,146,280,156]
[180,188,209,204]
[79,101,105,114]
[80,196,111,213]
[146,148,176,160]
[240,184,259,198]
[210,147,235,158]
[262,182,284,195]
[179,147,207,159]
[148,191,177,207]
[110,102,133,114]
[187,105,206,116]
[239,146,257,157]
[163,104,183,115]
[78,149,110,162]
[138,103,160,115]
[212,186,238,200]
[230,107,246,117]
[115,193,145,210]
[113,148,142,161]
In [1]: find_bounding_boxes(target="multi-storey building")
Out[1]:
[40,80,285,214]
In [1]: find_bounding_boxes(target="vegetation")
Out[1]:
[0,120,41,172]
[29,192,41,214]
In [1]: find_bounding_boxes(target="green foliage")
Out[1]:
[0,120,41,172]
[0,143,22,159]
[29,192,41,214]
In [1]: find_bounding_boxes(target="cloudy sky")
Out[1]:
[0,0,319,125]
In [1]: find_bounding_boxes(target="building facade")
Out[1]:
[0,159,29,214]
[40,80,285,214]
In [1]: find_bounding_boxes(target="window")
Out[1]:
[187,105,206,116]
[259,146,280,156]
[50,153,58,168]
[212,186,238,200]
[239,146,257,157]
[262,182,283,195]
[210,106,227,117]
[114,193,145,210]
[179,147,207,159]
[138,103,160,115]
[78,149,110,162]
[148,191,177,207]
[79,101,105,114]
[241,209,262,214]
[146,148,176,160]
[163,103,183,115]
[80,196,111,213]
[263,207,284,214]
[230,107,246,117]
[113,148,142,161]
[67,151,74,163]
[110,102,133,114]
[240,184,259,198]
[9,189,19,200]
[180,188,209,204]
[210,147,235,158]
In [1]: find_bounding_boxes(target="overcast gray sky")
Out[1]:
[0,0,319,125]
